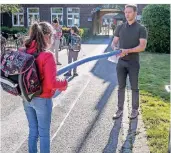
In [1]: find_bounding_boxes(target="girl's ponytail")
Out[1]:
[25,22,46,53]
[25,21,54,52]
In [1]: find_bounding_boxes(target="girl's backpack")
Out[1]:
[0,50,42,102]
[69,34,81,52]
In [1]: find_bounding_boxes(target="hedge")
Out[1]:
[1,26,28,34]
[1,26,90,38]
[141,5,170,54]
[61,27,89,38]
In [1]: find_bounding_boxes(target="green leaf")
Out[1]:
[0,4,21,13]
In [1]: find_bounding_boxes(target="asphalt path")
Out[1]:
[1,36,150,153]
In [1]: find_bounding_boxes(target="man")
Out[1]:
[51,18,62,65]
[111,4,147,119]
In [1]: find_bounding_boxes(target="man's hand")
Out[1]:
[118,49,129,57]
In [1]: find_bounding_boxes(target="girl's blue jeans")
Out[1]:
[23,97,53,153]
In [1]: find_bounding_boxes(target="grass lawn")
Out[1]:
[139,52,170,153]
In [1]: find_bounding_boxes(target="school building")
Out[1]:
[1,4,147,35]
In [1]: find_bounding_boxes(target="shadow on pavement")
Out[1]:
[75,37,119,152]
[53,35,113,99]
[76,83,116,153]
[82,35,112,45]
[103,118,138,153]
[103,117,123,153]
[120,118,138,153]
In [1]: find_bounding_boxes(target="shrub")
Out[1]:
[62,27,71,34]
[1,26,11,34]
[1,26,89,39]
[79,28,84,37]
[81,28,90,38]
[61,27,89,38]
[141,5,170,53]
[1,26,28,34]
[10,27,28,34]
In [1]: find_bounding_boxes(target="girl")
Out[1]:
[23,22,67,153]
[51,18,62,65]
[64,26,81,77]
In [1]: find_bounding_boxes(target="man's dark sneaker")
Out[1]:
[113,109,123,120]
[129,109,139,119]
[73,72,78,77]
[64,72,71,76]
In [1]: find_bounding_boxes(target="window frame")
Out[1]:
[27,7,40,26]
[67,7,80,27]
[51,7,63,25]
[12,8,24,27]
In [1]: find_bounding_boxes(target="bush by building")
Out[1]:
[1,26,89,39]
[141,5,170,54]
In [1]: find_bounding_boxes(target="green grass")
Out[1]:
[139,52,170,153]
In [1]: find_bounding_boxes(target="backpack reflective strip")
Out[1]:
[0,78,18,88]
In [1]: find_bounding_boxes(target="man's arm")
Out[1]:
[111,36,119,50]
[111,25,122,50]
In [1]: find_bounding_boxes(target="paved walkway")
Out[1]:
[1,36,150,153]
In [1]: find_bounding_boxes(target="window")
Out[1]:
[12,8,24,26]
[51,7,63,25]
[67,8,80,27]
[27,8,39,26]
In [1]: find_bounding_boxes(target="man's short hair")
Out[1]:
[125,4,137,12]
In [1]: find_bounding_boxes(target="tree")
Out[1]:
[1,4,21,13]
[141,5,170,53]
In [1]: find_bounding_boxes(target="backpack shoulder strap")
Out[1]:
[32,52,39,58]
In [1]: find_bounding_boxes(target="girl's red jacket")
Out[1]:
[25,40,67,98]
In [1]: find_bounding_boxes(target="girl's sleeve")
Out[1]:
[43,52,67,90]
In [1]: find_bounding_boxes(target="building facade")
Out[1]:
[1,4,147,34]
